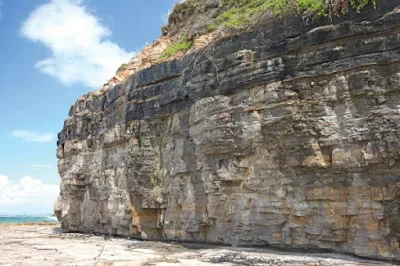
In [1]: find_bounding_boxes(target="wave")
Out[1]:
[0,215,59,224]
[46,216,58,221]
[0,214,54,218]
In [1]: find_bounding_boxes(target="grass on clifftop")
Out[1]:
[167,0,378,33]
[159,0,377,60]
[219,0,377,29]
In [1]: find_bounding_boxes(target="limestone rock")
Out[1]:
[55,4,400,261]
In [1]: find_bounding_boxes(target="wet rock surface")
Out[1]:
[0,224,396,266]
[56,4,400,261]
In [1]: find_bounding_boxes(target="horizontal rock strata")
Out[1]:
[56,3,400,261]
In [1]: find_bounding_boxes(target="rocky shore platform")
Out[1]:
[0,224,397,266]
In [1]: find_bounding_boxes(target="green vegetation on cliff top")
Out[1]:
[161,0,376,59]
[219,0,377,29]
[170,0,377,30]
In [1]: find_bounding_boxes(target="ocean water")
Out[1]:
[0,215,58,224]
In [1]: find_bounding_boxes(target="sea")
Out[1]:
[0,215,58,224]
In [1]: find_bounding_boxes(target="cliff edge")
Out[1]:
[55,0,400,261]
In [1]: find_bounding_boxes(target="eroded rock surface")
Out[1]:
[0,224,395,266]
[55,4,400,261]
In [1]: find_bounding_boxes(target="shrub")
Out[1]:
[168,1,204,25]
[218,0,272,30]
[159,36,194,60]
[351,0,376,12]
[206,23,216,32]
[117,63,128,73]
[296,0,327,18]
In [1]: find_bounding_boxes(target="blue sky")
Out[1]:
[0,0,179,214]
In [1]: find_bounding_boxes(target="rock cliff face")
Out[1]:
[55,3,400,261]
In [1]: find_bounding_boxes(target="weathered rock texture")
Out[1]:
[55,3,400,261]
[2,224,395,266]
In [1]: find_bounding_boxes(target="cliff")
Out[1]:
[55,1,400,261]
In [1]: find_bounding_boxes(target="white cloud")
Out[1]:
[11,130,55,143]
[31,164,54,169]
[0,1,3,19]
[0,175,59,215]
[21,0,135,88]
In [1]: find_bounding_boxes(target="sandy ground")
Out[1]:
[0,224,397,266]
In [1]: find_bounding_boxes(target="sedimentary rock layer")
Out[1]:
[56,3,400,261]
